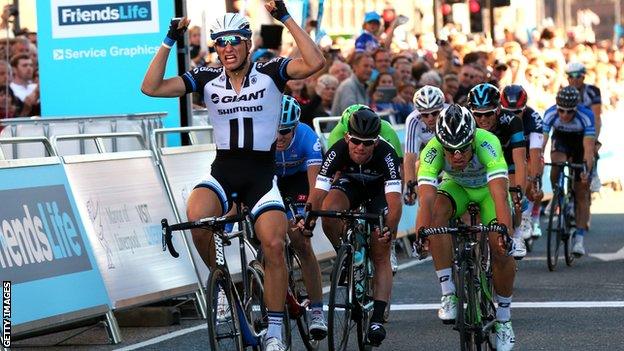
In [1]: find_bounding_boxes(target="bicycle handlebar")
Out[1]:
[161,210,249,258]
[416,223,512,257]
[303,205,384,232]
[544,161,587,172]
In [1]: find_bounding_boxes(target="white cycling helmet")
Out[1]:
[210,13,252,40]
[565,62,586,75]
[413,85,445,111]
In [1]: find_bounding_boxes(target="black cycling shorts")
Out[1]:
[551,131,584,181]
[331,177,387,215]
[277,171,309,218]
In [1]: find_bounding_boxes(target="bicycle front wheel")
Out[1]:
[206,267,244,351]
[328,245,355,351]
[546,191,563,271]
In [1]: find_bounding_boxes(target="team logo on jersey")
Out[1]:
[499,113,514,125]
[211,93,219,104]
[313,140,322,152]
[219,75,226,82]
[211,89,267,104]
[424,148,437,164]
[480,141,497,157]
[250,75,257,85]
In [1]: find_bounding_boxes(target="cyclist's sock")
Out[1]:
[371,300,388,323]
[576,228,586,237]
[436,268,455,296]
[496,295,512,322]
[266,311,284,341]
[310,302,323,317]
[531,202,541,219]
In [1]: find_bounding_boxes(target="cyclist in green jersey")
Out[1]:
[416,105,517,351]
[327,104,403,158]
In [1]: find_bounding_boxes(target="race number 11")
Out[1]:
[2,281,10,348]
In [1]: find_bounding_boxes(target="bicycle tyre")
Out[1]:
[455,258,470,351]
[328,245,355,351]
[356,255,374,351]
[546,190,563,271]
[287,248,319,351]
[206,267,244,351]
[564,192,577,267]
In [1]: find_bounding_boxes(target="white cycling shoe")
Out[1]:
[438,294,457,323]
[572,235,586,257]
[511,237,527,260]
[531,220,542,238]
[263,337,286,351]
[495,321,515,351]
[390,242,398,274]
[309,312,328,340]
[518,212,533,240]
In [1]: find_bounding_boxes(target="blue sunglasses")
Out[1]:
[215,35,245,48]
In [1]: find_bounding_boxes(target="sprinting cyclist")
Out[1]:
[467,83,528,259]
[416,104,517,351]
[306,108,402,346]
[141,2,325,349]
[275,95,327,339]
[501,85,544,239]
[542,86,595,256]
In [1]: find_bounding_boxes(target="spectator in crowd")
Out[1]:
[454,63,481,104]
[286,79,311,108]
[301,73,338,126]
[331,53,374,115]
[395,81,416,123]
[369,72,397,113]
[9,53,39,116]
[442,73,459,103]
[370,47,393,82]
[328,60,352,83]
[0,84,16,120]
[188,26,206,68]
[354,11,397,53]
[419,70,442,88]
[0,5,16,39]
[10,36,29,56]
[0,59,10,86]
[394,61,414,86]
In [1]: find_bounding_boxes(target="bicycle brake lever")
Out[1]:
[161,218,180,258]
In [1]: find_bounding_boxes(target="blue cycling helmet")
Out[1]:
[467,83,500,111]
[280,95,301,129]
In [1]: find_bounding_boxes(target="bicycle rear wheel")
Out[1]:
[356,257,374,350]
[455,259,471,351]
[206,267,244,351]
[287,248,319,350]
[546,191,563,271]
[564,193,577,267]
[328,245,355,351]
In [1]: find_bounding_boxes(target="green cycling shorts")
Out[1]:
[437,179,510,225]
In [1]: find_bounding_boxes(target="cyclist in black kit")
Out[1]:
[141,2,324,350]
[467,83,528,259]
[305,108,403,346]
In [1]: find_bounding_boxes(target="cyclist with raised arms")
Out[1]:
[467,83,528,259]
[141,2,325,349]
[275,95,327,339]
[416,104,517,351]
[542,86,595,257]
[403,85,446,205]
[501,85,545,239]
[305,108,402,346]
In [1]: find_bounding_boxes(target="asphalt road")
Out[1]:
[10,189,624,351]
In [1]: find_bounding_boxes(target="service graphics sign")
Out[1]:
[0,164,109,326]
[37,0,180,138]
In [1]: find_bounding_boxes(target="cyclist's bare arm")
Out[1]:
[591,103,601,138]
[582,136,595,174]
[385,192,402,235]
[511,147,527,193]
[141,18,190,97]
[415,184,436,231]
[307,165,321,192]
[528,148,543,179]
[488,177,512,230]
[403,152,417,187]
[306,187,327,212]
[282,18,325,79]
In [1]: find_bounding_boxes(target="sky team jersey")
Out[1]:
[276,123,323,177]
[520,106,544,150]
[327,114,404,158]
[543,104,596,137]
[182,57,291,152]
[404,109,435,155]
[315,139,402,194]
[418,129,508,189]
[579,84,602,108]
[490,112,526,167]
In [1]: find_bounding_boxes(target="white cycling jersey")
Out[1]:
[404,109,435,155]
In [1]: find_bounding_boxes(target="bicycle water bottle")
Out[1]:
[353,249,365,299]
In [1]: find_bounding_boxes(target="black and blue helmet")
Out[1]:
[467,83,500,111]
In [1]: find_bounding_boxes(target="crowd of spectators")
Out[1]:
[0,4,40,120]
[192,7,623,130]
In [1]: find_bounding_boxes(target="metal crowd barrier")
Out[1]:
[0,112,166,159]
[0,136,119,344]
[51,132,203,313]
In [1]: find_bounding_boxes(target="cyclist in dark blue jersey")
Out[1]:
[501,85,545,239]
[275,95,327,339]
[141,4,325,349]
[543,86,595,257]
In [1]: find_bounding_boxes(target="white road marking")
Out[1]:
[590,245,624,261]
[113,324,206,351]
[390,301,624,311]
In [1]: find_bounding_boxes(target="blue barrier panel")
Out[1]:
[36,1,180,143]
[0,163,110,328]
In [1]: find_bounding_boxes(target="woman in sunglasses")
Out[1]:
[305,107,403,346]
[415,104,517,351]
[468,83,528,259]
[141,2,325,350]
[542,86,596,257]
[274,95,327,340]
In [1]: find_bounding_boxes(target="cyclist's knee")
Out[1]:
[261,236,286,263]
[186,188,222,221]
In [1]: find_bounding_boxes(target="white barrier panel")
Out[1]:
[62,150,199,309]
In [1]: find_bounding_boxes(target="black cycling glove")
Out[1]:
[163,18,187,48]
[269,0,291,23]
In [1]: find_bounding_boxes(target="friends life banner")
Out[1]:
[36,0,181,142]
